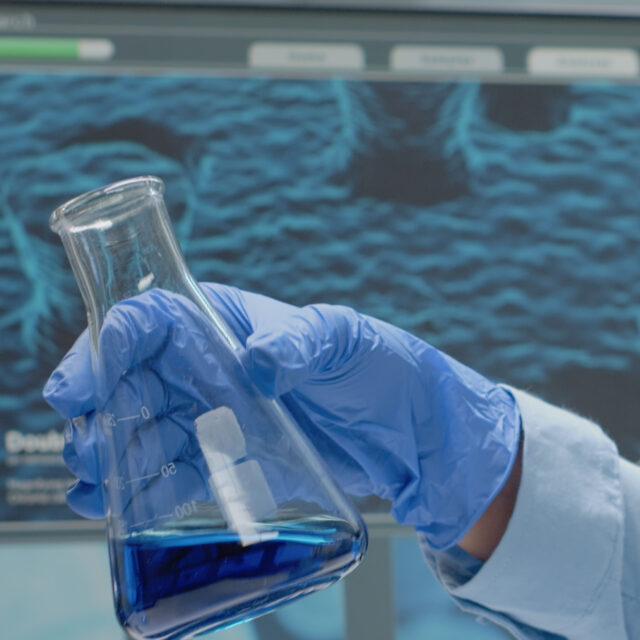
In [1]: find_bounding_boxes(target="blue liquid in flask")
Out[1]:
[111,516,365,640]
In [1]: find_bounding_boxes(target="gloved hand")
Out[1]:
[42,287,316,527]
[44,283,521,550]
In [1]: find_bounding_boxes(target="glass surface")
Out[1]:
[50,177,366,639]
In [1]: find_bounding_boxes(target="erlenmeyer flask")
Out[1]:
[50,176,367,640]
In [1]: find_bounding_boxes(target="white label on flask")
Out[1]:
[196,406,277,545]
[195,406,247,464]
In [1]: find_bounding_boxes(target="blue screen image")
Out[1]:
[1,73,639,526]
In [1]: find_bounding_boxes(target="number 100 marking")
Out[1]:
[175,500,197,519]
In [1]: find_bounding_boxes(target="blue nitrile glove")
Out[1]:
[44,283,521,550]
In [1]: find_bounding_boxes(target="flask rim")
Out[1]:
[49,175,165,234]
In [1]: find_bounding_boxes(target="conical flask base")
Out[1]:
[113,514,366,640]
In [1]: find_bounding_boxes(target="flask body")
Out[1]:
[50,177,367,640]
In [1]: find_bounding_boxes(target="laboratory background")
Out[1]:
[2,0,640,638]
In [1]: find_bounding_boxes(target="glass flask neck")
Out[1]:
[50,176,192,336]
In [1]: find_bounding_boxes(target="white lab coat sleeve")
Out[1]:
[419,387,636,639]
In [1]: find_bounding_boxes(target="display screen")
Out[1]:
[1,3,639,532]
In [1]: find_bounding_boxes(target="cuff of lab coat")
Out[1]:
[426,387,625,637]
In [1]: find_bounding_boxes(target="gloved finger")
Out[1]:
[151,329,239,413]
[199,283,254,344]
[95,289,202,406]
[66,479,106,519]
[200,282,300,345]
[43,329,95,418]
[63,413,103,485]
[105,364,169,453]
[62,367,171,487]
[113,414,197,486]
[241,303,365,397]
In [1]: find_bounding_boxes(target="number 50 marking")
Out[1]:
[161,462,177,478]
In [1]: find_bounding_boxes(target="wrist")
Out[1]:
[458,430,523,561]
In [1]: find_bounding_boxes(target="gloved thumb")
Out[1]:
[43,329,95,418]
[241,303,366,397]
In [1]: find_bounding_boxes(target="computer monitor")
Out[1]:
[1,1,639,536]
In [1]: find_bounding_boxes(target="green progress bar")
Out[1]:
[0,37,114,60]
